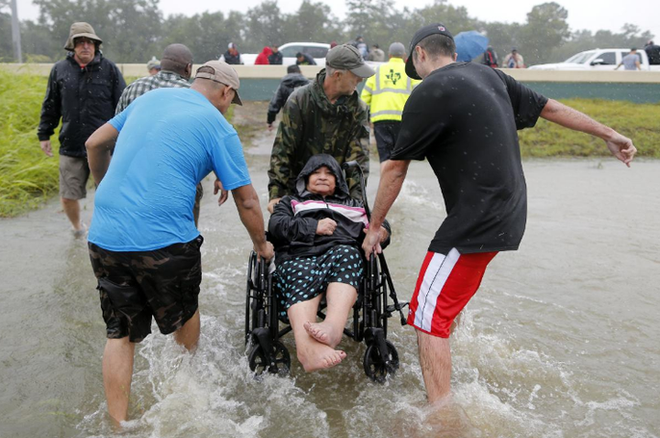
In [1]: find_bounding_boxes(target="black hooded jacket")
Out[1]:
[267,73,310,124]
[38,52,125,158]
[268,154,389,265]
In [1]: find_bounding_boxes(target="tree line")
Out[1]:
[0,0,654,66]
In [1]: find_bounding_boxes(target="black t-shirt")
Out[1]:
[391,62,548,254]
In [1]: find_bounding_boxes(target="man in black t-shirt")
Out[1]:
[362,23,637,406]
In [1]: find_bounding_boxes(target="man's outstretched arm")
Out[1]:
[540,99,637,167]
[232,184,274,261]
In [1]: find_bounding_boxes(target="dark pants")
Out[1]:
[373,121,401,162]
[89,236,204,342]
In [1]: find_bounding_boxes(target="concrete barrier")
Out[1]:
[2,63,660,103]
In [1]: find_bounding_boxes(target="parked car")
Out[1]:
[222,42,330,66]
[529,48,660,71]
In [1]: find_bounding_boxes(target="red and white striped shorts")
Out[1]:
[407,249,497,338]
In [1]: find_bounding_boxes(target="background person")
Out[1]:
[360,42,419,171]
[362,22,636,409]
[269,45,283,65]
[503,47,525,68]
[295,51,317,65]
[268,154,389,372]
[267,64,310,131]
[268,44,375,213]
[255,46,273,65]
[615,48,642,70]
[644,40,660,65]
[222,42,242,64]
[116,44,193,114]
[37,21,125,238]
[482,46,498,68]
[367,44,386,62]
[85,60,273,423]
[146,57,161,75]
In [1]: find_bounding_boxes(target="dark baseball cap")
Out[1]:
[405,23,454,80]
[326,44,375,78]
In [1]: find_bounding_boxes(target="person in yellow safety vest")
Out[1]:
[361,42,420,170]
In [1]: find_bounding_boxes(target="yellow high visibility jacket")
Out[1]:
[360,57,420,123]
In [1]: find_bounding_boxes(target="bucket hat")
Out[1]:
[64,22,102,51]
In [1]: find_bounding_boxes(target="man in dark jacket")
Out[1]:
[267,44,375,213]
[268,45,283,65]
[482,46,498,68]
[267,65,310,130]
[295,52,316,65]
[38,22,125,237]
[223,43,242,65]
[644,40,660,65]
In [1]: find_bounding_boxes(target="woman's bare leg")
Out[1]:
[287,293,346,372]
[304,282,357,348]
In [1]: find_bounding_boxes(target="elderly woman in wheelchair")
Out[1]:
[267,154,391,372]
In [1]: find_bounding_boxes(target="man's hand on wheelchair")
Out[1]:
[362,226,384,260]
[255,241,275,262]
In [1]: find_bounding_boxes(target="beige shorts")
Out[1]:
[59,155,90,200]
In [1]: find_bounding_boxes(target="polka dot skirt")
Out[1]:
[274,244,364,319]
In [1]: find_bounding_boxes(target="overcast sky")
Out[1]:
[16,0,659,42]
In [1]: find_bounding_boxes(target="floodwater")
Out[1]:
[1,102,659,438]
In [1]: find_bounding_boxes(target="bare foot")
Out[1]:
[303,321,342,347]
[298,342,347,372]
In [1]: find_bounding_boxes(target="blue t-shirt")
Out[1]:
[88,88,251,251]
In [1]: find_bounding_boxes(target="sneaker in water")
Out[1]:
[72,222,87,239]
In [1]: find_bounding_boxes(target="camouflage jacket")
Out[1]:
[268,69,370,201]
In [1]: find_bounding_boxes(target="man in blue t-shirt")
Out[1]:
[362,23,637,408]
[85,60,274,423]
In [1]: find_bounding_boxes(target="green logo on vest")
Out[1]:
[386,69,401,85]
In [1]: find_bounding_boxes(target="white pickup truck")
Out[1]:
[529,48,660,71]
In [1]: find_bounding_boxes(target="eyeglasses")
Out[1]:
[74,38,95,47]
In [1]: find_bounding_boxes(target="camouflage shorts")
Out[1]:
[88,236,203,343]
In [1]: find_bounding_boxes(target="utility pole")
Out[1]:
[10,0,23,63]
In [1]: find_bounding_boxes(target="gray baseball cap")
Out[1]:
[195,60,243,105]
[388,42,406,57]
[326,44,375,78]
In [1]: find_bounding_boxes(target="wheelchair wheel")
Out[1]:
[363,340,399,383]
[248,341,291,376]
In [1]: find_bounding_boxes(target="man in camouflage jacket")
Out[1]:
[267,44,375,213]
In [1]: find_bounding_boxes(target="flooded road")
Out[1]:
[1,102,659,437]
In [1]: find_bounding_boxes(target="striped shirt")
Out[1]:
[115,70,190,114]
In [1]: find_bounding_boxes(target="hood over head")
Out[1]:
[295,154,350,199]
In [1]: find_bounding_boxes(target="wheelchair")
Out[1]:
[245,246,408,382]
[245,160,408,382]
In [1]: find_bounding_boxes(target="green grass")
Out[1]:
[1,72,658,218]
[0,71,59,217]
[519,99,660,158]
